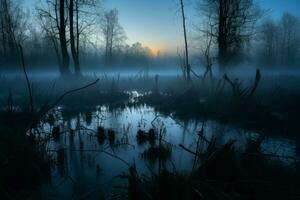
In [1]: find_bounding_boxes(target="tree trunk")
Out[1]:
[218,0,228,69]
[0,18,7,57]
[59,0,70,75]
[3,0,16,57]
[180,0,191,81]
[69,0,80,75]
[76,0,80,73]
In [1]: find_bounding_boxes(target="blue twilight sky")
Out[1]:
[24,0,300,54]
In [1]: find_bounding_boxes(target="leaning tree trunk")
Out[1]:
[180,0,191,81]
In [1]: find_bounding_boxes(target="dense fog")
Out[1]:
[0,0,299,75]
[0,0,300,199]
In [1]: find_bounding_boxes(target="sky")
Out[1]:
[25,0,300,54]
[104,0,189,54]
[104,0,300,54]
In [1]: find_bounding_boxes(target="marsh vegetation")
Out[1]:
[1,0,300,199]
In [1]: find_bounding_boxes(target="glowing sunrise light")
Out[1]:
[149,47,160,57]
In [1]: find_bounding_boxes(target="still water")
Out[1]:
[38,104,297,199]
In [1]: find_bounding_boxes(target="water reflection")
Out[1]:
[39,105,297,199]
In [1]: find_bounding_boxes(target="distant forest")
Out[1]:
[0,0,299,74]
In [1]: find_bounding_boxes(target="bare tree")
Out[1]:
[0,0,28,64]
[69,0,80,75]
[69,0,101,75]
[260,19,278,66]
[0,0,8,58]
[279,13,300,67]
[38,0,71,75]
[179,0,191,81]
[258,13,300,67]
[38,11,62,70]
[201,15,214,81]
[0,0,15,57]
[199,0,261,68]
[59,0,70,75]
[100,9,126,66]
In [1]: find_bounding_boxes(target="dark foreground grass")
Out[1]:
[0,110,51,199]
[122,139,300,200]
[1,74,300,199]
[137,84,300,138]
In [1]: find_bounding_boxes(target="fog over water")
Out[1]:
[1,0,300,199]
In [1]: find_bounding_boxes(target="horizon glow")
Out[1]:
[25,0,300,54]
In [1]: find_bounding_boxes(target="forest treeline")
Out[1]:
[0,0,157,73]
[0,0,299,75]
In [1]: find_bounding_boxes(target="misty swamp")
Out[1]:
[1,0,300,199]
[0,71,300,199]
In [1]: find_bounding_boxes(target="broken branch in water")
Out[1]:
[179,144,200,157]
[223,69,261,100]
[26,79,99,132]
[39,79,99,116]
[51,78,100,108]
